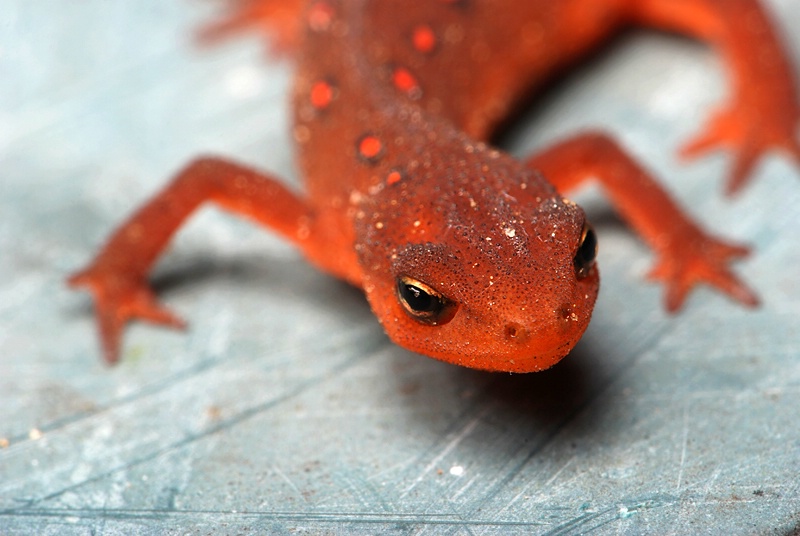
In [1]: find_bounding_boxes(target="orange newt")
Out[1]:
[70,0,799,372]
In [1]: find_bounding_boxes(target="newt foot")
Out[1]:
[646,232,758,312]
[68,268,185,364]
[680,103,800,196]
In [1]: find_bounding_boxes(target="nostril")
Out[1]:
[559,304,573,319]
[504,322,526,341]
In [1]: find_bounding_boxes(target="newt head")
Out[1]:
[354,149,599,373]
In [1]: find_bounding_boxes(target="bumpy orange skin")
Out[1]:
[72,0,798,369]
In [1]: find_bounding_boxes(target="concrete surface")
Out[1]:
[1,0,799,534]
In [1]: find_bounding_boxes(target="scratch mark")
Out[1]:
[702,466,721,498]
[364,455,417,482]
[206,307,232,357]
[450,475,478,501]
[6,344,379,510]
[543,457,575,489]
[675,403,690,493]
[494,457,576,521]
[10,322,379,448]
[336,472,394,515]
[0,506,550,527]
[400,409,486,499]
[543,507,615,536]
[271,464,304,502]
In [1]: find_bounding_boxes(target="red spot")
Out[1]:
[392,66,422,99]
[310,79,335,110]
[308,1,335,32]
[386,169,405,185]
[412,25,437,54]
[357,134,385,163]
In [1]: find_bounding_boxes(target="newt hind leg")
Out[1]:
[678,101,800,196]
[526,131,759,311]
[623,0,800,194]
[196,0,309,54]
[69,157,314,364]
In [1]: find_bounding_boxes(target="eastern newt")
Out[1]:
[70,0,799,372]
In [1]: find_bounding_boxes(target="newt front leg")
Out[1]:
[69,157,314,363]
[527,132,759,310]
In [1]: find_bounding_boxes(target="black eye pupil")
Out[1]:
[396,276,458,325]
[399,283,438,313]
[574,223,598,279]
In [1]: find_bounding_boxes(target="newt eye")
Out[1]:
[573,222,598,279]
[396,275,457,325]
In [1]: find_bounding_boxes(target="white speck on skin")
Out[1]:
[450,465,465,476]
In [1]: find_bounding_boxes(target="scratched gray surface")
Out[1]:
[2,0,800,534]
